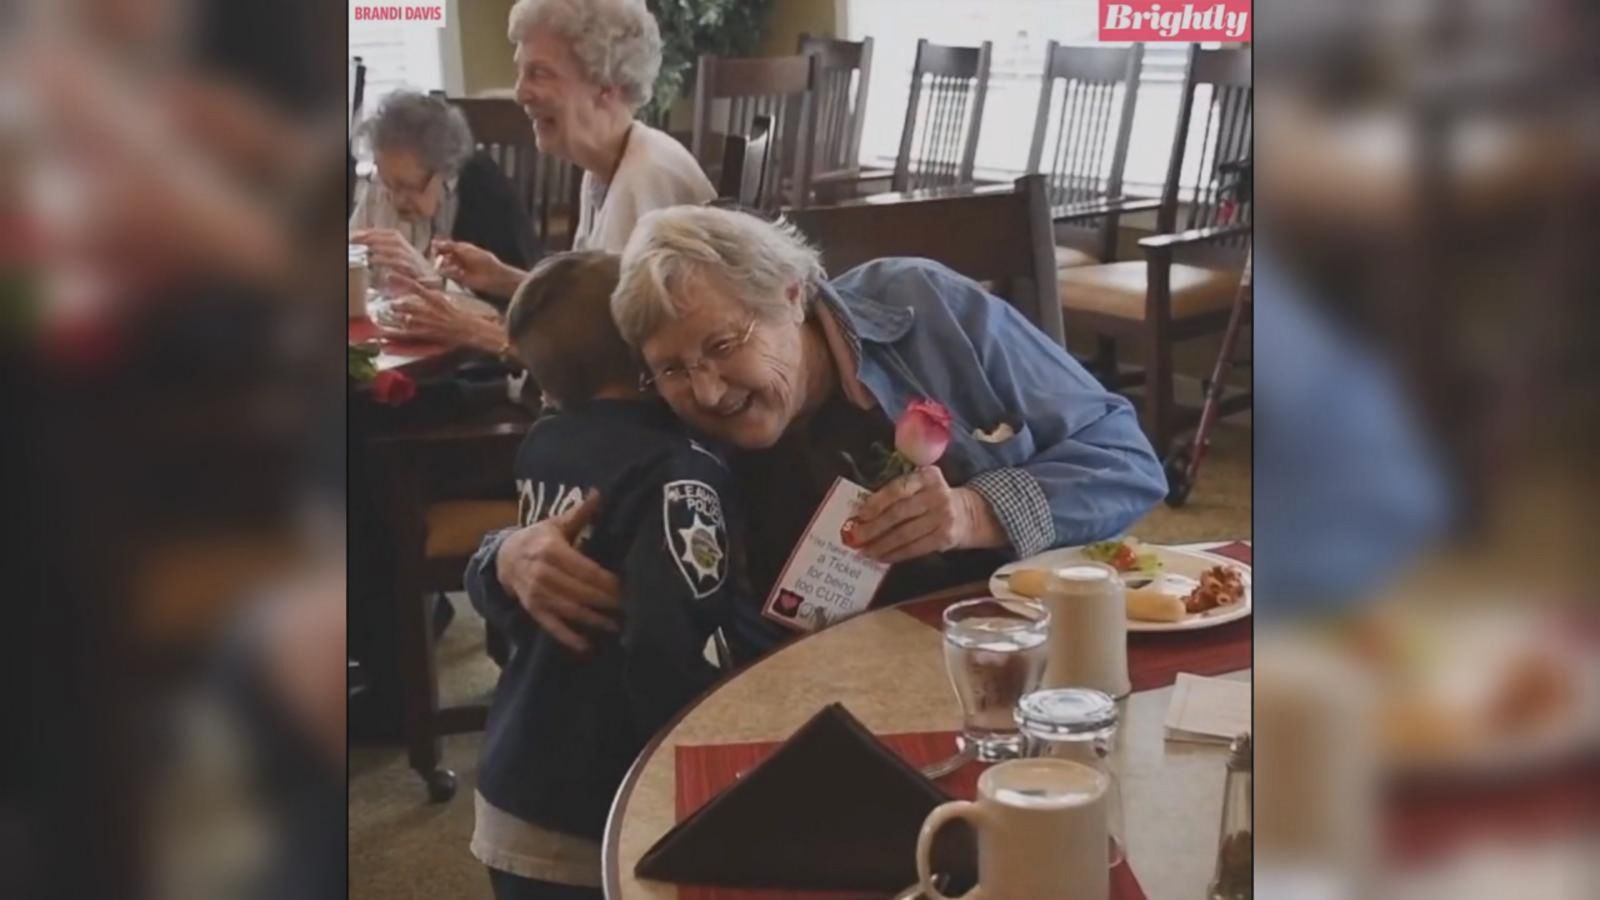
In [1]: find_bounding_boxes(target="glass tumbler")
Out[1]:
[1016,687,1129,867]
[941,599,1051,762]
[348,244,370,319]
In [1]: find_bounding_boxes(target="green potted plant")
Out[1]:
[643,0,777,126]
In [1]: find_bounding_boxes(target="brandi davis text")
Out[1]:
[353,4,444,22]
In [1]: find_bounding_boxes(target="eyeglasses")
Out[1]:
[380,170,439,200]
[640,319,758,392]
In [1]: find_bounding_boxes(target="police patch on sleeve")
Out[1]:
[663,480,729,599]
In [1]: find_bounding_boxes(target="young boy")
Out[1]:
[464,251,768,900]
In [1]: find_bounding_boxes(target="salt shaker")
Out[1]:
[1208,732,1252,900]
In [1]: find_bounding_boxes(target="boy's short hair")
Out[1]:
[505,251,638,408]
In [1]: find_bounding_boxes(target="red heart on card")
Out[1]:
[840,518,863,548]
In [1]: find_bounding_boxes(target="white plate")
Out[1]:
[1374,615,1600,779]
[990,544,1252,632]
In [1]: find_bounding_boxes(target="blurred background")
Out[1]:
[2,0,347,898]
[1253,0,1599,897]
[1,0,1597,897]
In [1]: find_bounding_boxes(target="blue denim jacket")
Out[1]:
[1251,248,1450,616]
[822,257,1166,557]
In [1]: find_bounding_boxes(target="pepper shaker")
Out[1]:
[1208,732,1252,900]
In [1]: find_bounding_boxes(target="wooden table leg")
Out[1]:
[383,445,455,803]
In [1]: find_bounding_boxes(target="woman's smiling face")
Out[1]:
[639,277,810,450]
[512,27,603,162]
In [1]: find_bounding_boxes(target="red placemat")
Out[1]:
[900,542,1252,692]
[672,732,1147,900]
[347,318,449,361]
[1385,757,1600,865]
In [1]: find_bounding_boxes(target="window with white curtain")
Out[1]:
[350,21,449,124]
[844,0,1208,195]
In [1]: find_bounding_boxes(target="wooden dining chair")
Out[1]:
[367,414,528,802]
[1027,42,1155,270]
[350,56,368,128]
[717,116,777,212]
[796,34,875,183]
[347,141,358,217]
[784,174,1062,347]
[447,96,582,251]
[693,53,820,209]
[1056,46,1253,455]
[892,40,993,193]
[348,58,367,214]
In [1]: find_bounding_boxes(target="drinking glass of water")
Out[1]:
[1017,687,1129,867]
[941,598,1051,762]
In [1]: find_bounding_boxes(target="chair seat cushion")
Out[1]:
[1053,245,1101,270]
[1059,261,1242,321]
[134,534,301,646]
[425,500,520,560]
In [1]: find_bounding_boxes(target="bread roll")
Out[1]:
[1126,587,1187,622]
[1007,568,1054,599]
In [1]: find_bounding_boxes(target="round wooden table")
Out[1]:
[603,582,1249,900]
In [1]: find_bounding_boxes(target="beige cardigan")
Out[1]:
[572,121,716,253]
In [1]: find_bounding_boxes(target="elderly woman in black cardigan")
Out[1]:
[349,90,537,318]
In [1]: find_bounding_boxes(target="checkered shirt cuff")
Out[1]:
[967,467,1055,558]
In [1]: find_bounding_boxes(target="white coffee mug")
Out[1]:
[916,757,1110,900]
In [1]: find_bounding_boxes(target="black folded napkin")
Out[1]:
[635,703,977,892]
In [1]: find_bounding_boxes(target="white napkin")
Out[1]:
[1164,673,1251,745]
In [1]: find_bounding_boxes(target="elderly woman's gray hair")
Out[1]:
[508,0,662,110]
[612,206,827,347]
[359,90,474,176]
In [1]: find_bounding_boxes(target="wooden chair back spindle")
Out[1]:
[447,96,580,251]
[797,34,874,180]
[1026,42,1144,263]
[1161,46,1254,268]
[892,40,992,193]
[717,115,777,211]
[694,54,820,209]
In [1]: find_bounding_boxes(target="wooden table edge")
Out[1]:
[602,544,1251,897]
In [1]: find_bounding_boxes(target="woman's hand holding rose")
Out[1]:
[849,467,1007,563]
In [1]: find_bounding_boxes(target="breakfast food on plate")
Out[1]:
[1006,568,1055,599]
[1084,537,1162,576]
[1324,609,1587,769]
[1183,565,1247,614]
[1125,586,1187,623]
[1488,651,1575,733]
[1380,694,1475,759]
[1006,550,1249,625]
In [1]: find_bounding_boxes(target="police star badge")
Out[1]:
[663,480,729,599]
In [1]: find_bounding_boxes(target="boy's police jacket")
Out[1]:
[464,399,771,840]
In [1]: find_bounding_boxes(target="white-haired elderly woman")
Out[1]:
[349,90,536,299]
[491,205,1168,654]
[421,0,715,308]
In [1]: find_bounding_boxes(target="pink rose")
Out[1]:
[894,399,951,467]
[371,369,417,406]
